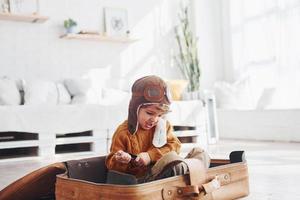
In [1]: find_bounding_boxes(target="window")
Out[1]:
[228,0,300,76]
[225,0,300,108]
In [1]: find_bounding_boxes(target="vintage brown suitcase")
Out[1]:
[0,162,66,200]
[55,151,249,200]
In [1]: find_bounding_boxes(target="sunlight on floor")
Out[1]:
[208,140,300,199]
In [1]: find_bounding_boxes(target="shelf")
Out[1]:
[0,140,39,149]
[56,136,94,145]
[60,33,138,43]
[0,12,49,23]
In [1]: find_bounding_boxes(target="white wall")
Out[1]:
[0,0,185,89]
[193,0,224,89]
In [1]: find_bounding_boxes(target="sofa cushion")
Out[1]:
[64,78,91,96]
[64,78,103,104]
[99,88,130,105]
[213,78,256,110]
[57,83,71,104]
[0,77,21,105]
[23,80,58,105]
[71,90,100,104]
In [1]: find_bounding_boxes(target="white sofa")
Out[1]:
[0,76,210,161]
[0,104,128,159]
[0,100,208,161]
[217,109,300,142]
[214,77,300,142]
[0,76,133,160]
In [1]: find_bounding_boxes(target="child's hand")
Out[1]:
[114,150,131,164]
[135,152,151,167]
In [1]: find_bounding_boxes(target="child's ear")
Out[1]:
[152,118,167,147]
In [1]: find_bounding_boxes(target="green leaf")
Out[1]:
[174,0,201,92]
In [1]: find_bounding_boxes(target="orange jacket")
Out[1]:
[105,120,181,177]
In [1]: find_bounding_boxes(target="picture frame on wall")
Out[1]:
[0,0,10,13]
[104,7,128,37]
[9,0,39,14]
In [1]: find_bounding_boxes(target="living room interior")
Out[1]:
[0,0,299,199]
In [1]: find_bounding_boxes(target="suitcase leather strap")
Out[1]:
[162,176,221,200]
[162,159,228,200]
[149,153,206,185]
[183,158,206,185]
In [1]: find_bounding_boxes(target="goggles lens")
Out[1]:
[132,83,171,103]
[144,85,164,101]
[147,87,161,97]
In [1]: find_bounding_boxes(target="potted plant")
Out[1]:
[174,1,201,99]
[64,18,78,34]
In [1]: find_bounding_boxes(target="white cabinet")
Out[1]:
[166,100,208,152]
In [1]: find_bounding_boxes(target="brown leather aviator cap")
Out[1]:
[128,75,171,134]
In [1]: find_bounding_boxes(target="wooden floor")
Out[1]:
[208,140,300,199]
[1,139,300,199]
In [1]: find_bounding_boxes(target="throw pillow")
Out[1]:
[64,78,91,96]
[0,77,21,105]
[64,78,102,104]
[23,80,58,105]
[256,88,276,110]
[214,79,255,110]
[99,88,130,105]
[71,90,99,104]
[56,83,71,104]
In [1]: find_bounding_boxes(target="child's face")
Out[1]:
[138,105,166,130]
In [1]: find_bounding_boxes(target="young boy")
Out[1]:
[105,75,182,181]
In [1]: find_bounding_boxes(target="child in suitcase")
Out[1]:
[105,75,209,184]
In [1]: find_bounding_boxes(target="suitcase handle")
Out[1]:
[162,159,227,200]
[162,176,221,200]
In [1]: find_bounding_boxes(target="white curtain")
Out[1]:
[227,0,300,109]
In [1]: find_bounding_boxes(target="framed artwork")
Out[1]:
[104,7,128,37]
[9,0,39,14]
[0,0,10,13]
